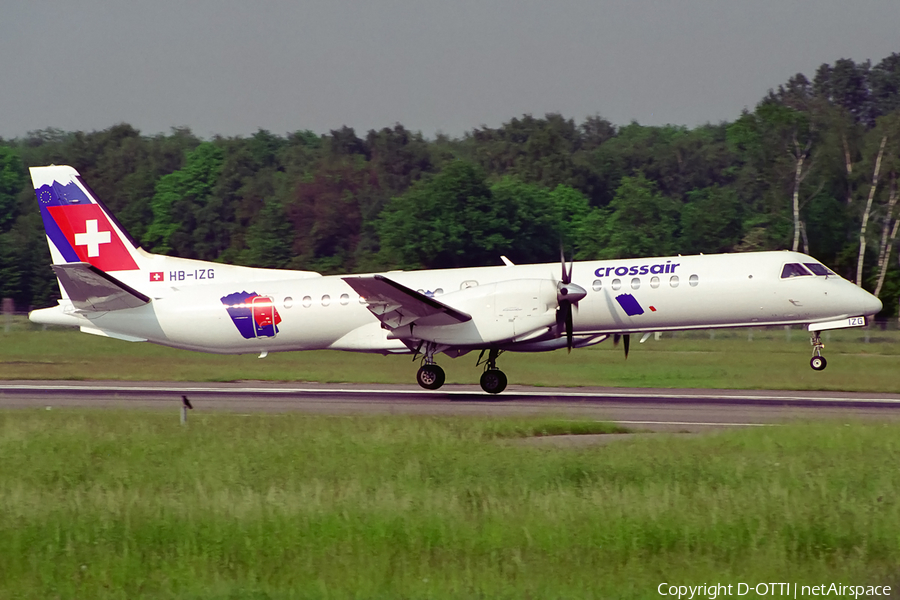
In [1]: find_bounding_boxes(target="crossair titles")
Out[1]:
[594,260,681,278]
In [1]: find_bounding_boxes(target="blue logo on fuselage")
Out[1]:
[594,261,680,278]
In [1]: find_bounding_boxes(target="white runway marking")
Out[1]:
[613,420,774,427]
[3,383,899,405]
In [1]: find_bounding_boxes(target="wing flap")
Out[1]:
[52,262,150,312]
[342,274,471,330]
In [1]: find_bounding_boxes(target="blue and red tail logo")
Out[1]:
[221,291,282,339]
[36,179,139,271]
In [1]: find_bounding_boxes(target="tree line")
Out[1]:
[1,53,899,316]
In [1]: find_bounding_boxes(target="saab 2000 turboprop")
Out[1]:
[28,165,883,393]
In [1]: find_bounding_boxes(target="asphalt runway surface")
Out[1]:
[2,381,900,432]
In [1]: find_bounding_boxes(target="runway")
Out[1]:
[2,381,900,432]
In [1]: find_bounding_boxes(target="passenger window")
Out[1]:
[689,274,699,287]
[302,296,312,308]
[611,278,622,291]
[339,293,349,305]
[631,277,641,290]
[434,288,444,296]
[359,295,367,304]
[781,263,812,278]
[650,276,660,289]
[803,263,833,276]
[284,296,293,309]
[592,279,602,292]
[321,294,331,306]
[461,280,478,290]
[670,275,679,288]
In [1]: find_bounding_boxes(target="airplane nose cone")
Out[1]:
[860,289,883,316]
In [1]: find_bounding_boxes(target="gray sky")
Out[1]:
[2,1,898,140]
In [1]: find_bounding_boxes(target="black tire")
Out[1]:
[810,356,827,371]
[480,369,508,394]
[416,364,445,390]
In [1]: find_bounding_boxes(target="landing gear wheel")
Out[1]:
[416,364,445,390]
[480,369,508,394]
[810,356,827,371]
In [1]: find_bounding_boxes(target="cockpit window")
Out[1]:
[803,262,834,277]
[781,263,812,278]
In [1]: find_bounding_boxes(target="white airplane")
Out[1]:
[28,165,883,393]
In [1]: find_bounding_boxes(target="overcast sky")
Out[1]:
[1,1,898,140]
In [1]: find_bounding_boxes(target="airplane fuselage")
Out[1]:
[32,250,880,356]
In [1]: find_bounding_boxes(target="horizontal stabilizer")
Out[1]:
[342,274,471,329]
[52,262,150,312]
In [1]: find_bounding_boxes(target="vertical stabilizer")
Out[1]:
[30,165,144,273]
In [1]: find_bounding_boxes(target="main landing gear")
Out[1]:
[809,332,827,371]
[477,348,507,394]
[414,341,446,390]
[416,363,445,390]
[413,345,509,394]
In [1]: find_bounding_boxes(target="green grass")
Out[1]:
[1,411,899,598]
[2,320,899,391]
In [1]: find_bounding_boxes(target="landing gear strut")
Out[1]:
[477,348,507,394]
[809,332,827,371]
[415,342,445,390]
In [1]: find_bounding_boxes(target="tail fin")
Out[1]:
[30,165,142,273]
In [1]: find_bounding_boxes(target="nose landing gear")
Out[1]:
[810,332,827,371]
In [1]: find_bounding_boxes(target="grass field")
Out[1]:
[2,319,898,391]
[1,411,899,599]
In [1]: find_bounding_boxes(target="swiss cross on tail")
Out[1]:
[46,205,139,271]
[33,173,139,272]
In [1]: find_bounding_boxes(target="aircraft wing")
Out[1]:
[342,274,471,329]
[52,262,151,312]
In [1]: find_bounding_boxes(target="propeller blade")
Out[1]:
[623,334,630,359]
[560,245,570,284]
[613,334,621,346]
[557,244,581,352]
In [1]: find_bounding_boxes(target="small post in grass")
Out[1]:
[2,298,13,333]
[181,395,193,425]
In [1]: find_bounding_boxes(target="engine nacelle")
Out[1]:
[409,279,559,346]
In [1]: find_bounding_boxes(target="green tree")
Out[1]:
[586,174,679,259]
[378,161,513,268]
[871,53,900,119]
[242,196,294,269]
[285,156,373,272]
[548,184,596,251]
[143,142,225,256]
[813,58,873,126]
[679,187,743,254]
[0,147,26,232]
